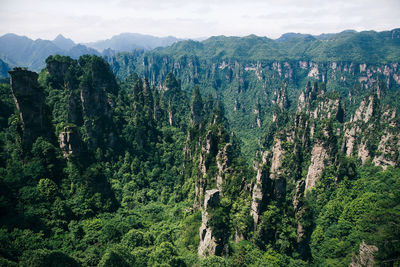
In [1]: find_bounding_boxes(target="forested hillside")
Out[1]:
[0,29,399,267]
[106,28,400,159]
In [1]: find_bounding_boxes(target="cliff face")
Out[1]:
[250,151,270,228]
[44,56,119,154]
[58,126,82,158]
[198,189,223,257]
[342,94,399,169]
[195,124,230,207]
[8,68,50,148]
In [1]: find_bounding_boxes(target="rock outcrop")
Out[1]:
[342,94,399,169]
[58,126,82,158]
[198,189,223,257]
[8,68,49,148]
[350,241,378,267]
[216,143,233,191]
[305,141,329,190]
[250,151,270,228]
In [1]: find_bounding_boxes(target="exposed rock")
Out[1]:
[79,65,117,149]
[307,63,319,78]
[168,108,174,126]
[251,151,270,228]
[350,241,378,267]
[58,126,81,158]
[305,141,329,190]
[216,143,233,191]
[273,84,289,112]
[343,126,357,157]
[196,128,225,207]
[352,95,376,123]
[256,116,262,128]
[8,68,49,148]
[270,137,284,180]
[342,94,399,169]
[293,180,305,213]
[198,189,223,257]
[357,142,370,164]
[372,122,400,169]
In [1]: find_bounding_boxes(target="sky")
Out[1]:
[0,0,399,43]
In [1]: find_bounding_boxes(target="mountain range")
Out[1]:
[0,33,182,73]
[1,29,399,76]
[0,27,400,266]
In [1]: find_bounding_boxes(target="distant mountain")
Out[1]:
[153,29,400,63]
[276,32,313,42]
[68,44,100,59]
[0,58,10,78]
[52,34,76,50]
[0,33,99,71]
[85,33,181,52]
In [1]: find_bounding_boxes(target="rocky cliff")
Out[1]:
[8,68,51,148]
[198,189,224,256]
[342,94,399,169]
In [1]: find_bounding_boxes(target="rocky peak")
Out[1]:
[297,82,320,113]
[8,68,49,148]
[273,82,289,111]
[343,94,399,168]
[198,189,224,257]
[351,94,377,123]
[45,56,73,87]
[216,143,233,191]
[251,151,270,228]
[305,141,330,190]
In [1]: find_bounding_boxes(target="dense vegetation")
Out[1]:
[105,29,400,161]
[0,34,399,267]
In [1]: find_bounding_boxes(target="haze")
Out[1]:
[0,0,399,43]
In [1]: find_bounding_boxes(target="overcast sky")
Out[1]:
[0,0,399,43]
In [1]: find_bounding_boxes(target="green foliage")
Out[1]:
[307,165,400,265]
[20,249,80,267]
[1,50,399,267]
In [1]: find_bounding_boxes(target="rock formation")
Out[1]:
[305,141,329,190]
[198,189,223,257]
[342,94,399,169]
[8,68,49,148]
[350,241,378,267]
[58,126,82,158]
[216,143,233,191]
[250,151,270,228]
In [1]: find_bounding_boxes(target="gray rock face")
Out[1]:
[251,151,270,228]
[8,68,48,148]
[216,143,232,191]
[342,94,399,169]
[305,141,329,190]
[58,126,81,158]
[350,241,378,267]
[198,189,222,257]
[270,137,284,180]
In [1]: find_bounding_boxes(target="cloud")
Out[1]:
[0,0,399,42]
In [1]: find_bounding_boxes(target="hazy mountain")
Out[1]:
[52,34,76,50]
[0,33,63,70]
[85,32,181,52]
[0,58,10,78]
[68,44,100,59]
[0,33,100,71]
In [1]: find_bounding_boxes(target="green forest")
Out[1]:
[0,31,400,267]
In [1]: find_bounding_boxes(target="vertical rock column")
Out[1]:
[198,189,222,257]
[8,69,48,148]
